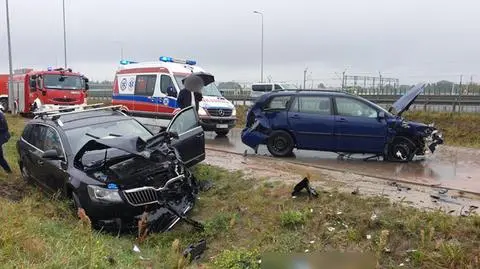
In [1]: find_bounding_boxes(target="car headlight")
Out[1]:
[198,107,207,116]
[87,185,123,203]
[232,108,237,117]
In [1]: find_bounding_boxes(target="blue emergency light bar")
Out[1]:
[159,56,196,65]
[120,60,138,65]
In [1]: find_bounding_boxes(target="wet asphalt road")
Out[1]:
[135,118,480,194]
[204,128,480,194]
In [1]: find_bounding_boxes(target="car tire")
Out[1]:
[387,138,415,162]
[267,130,294,157]
[215,130,229,136]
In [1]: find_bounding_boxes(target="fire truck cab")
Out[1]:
[8,68,89,115]
[112,56,237,136]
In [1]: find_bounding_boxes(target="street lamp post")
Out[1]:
[5,0,14,112]
[62,0,67,68]
[253,11,264,83]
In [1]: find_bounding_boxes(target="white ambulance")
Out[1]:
[112,56,237,135]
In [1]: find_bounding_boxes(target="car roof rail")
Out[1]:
[33,104,126,120]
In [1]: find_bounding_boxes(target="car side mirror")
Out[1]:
[42,149,63,160]
[378,111,386,119]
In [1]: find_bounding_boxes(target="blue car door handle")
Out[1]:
[336,117,347,122]
[290,114,300,119]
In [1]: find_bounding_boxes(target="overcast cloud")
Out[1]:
[1,0,479,86]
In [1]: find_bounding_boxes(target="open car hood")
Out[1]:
[391,83,426,116]
[73,136,148,169]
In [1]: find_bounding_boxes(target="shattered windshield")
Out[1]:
[174,75,223,97]
[43,75,84,90]
[66,119,153,154]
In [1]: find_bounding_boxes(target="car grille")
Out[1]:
[207,108,232,117]
[53,97,76,103]
[122,175,185,206]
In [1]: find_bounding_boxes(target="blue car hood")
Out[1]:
[391,83,426,116]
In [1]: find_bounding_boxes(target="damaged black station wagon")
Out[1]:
[17,105,205,231]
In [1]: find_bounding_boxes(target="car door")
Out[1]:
[20,124,52,190]
[18,124,39,182]
[287,95,335,151]
[39,126,69,192]
[333,96,387,153]
[167,106,205,167]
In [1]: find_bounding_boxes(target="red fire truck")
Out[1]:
[6,67,89,114]
[0,74,9,110]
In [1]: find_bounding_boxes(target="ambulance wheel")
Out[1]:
[267,130,294,157]
[215,130,229,136]
[0,98,8,112]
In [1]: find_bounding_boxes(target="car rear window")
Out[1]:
[264,95,291,110]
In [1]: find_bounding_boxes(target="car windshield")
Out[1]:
[174,75,223,97]
[65,119,153,154]
[43,75,84,90]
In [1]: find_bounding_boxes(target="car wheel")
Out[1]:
[0,98,8,112]
[215,130,229,136]
[267,130,294,157]
[388,139,414,162]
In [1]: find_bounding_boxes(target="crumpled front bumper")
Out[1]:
[427,130,444,153]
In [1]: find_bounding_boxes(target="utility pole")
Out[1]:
[303,68,308,89]
[5,0,14,112]
[62,0,68,68]
[253,11,264,83]
[341,71,346,90]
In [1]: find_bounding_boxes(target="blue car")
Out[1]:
[241,83,444,162]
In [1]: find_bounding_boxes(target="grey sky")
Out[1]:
[1,0,479,86]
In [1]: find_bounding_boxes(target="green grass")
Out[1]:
[2,112,480,268]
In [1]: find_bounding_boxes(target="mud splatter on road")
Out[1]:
[205,149,480,215]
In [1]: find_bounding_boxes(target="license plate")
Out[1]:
[216,124,228,129]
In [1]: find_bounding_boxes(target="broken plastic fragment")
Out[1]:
[366,234,372,240]
[327,227,335,232]
[133,244,141,253]
[370,213,378,221]
[304,249,309,253]
[399,263,405,267]
[183,239,207,262]
[309,240,315,244]
[336,211,343,215]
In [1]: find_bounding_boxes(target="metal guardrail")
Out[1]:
[87,89,480,112]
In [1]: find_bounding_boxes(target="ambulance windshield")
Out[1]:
[174,75,223,97]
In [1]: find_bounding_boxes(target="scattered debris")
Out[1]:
[430,194,462,205]
[304,249,310,253]
[399,263,405,267]
[309,240,315,244]
[327,227,336,232]
[366,234,372,240]
[198,180,214,192]
[105,256,116,265]
[336,211,343,215]
[351,187,360,195]
[183,239,207,262]
[137,212,149,244]
[243,150,248,157]
[448,210,456,214]
[77,208,92,229]
[470,205,479,211]
[406,249,417,253]
[291,177,318,198]
[133,244,141,253]
[370,213,378,222]
[383,248,391,253]
[389,182,411,191]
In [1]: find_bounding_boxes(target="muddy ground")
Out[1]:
[204,149,480,217]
